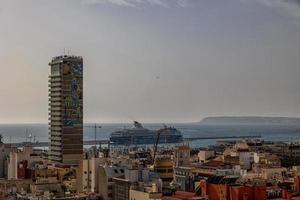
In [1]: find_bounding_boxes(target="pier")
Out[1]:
[183,135,261,141]
[9,140,110,148]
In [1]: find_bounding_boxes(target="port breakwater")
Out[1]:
[9,135,261,148]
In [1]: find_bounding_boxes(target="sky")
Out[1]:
[0,0,300,123]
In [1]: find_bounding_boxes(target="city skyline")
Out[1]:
[1,0,300,123]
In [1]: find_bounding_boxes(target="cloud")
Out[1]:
[83,0,135,7]
[82,0,188,8]
[177,0,187,7]
[243,0,300,18]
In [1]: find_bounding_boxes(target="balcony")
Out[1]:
[51,141,62,146]
[49,92,61,97]
[51,144,62,148]
[49,77,61,81]
[48,75,61,79]
[49,116,61,120]
[49,88,61,92]
[50,130,61,135]
[49,97,61,101]
[49,115,62,119]
[50,151,62,156]
[50,122,62,126]
[49,102,61,106]
[49,82,61,87]
[49,127,62,131]
[49,107,61,111]
[51,136,61,140]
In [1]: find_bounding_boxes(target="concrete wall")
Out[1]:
[98,167,109,200]
[130,189,151,200]
[8,152,18,180]
[198,151,215,163]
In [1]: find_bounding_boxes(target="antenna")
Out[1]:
[25,129,27,143]
[9,136,12,151]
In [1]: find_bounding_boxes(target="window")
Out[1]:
[51,65,61,76]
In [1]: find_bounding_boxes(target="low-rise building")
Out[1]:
[113,177,131,200]
[154,156,174,186]
[77,157,105,193]
[253,152,281,167]
[174,145,190,167]
[130,183,162,200]
[7,146,44,180]
[0,139,15,178]
[260,167,287,180]
[173,166,194,192]
[98,165,125,200]
[198,151,215,164]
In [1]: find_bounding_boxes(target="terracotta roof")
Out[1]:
[202,160,225,167]
[176,146,190,150]
[162,191,205,200]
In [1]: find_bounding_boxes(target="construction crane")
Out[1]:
[84,124,102,157]
[152,127,168,165]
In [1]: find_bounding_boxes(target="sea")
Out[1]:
[0,123,300,148]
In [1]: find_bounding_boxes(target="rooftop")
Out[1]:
[49,55,82,65]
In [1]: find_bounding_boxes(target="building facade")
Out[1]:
[77,157,105,193]
[113,178,131,200]
[129,184,162,200]
[48,55,83,164]
[98,165,125,200]
[174,145,190,167]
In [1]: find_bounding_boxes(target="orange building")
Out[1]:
[196,176,300,200]
[162,175,300,200]
[198,178,267,200]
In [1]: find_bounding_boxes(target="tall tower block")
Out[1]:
[48,55,83,165]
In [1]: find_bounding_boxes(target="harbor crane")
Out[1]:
[152,127,169,165]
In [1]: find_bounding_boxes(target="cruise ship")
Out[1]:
[109,121,183,146]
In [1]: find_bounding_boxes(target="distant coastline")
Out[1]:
[198,116,300,125]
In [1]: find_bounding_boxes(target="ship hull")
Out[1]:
[110,134,183,145]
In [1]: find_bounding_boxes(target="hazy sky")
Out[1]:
[0,0,300,123]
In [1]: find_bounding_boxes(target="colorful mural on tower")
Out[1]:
[62,62,83,127]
